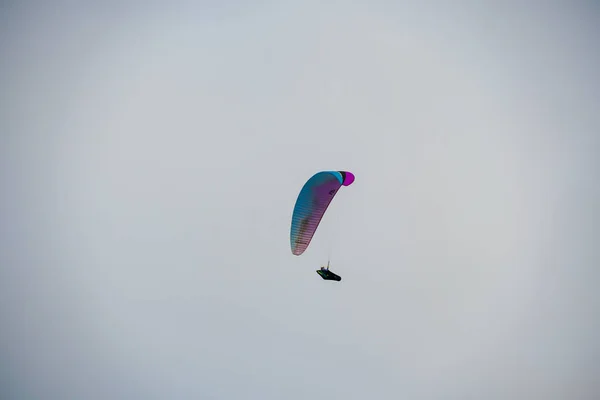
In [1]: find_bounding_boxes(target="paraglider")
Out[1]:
[290,170,355,281]
[316,261,341,281]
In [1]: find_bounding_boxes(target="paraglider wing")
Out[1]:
[290,171,355,256]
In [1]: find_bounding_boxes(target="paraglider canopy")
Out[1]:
[289,171,355,256]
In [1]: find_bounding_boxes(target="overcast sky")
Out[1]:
[1,2,599,399]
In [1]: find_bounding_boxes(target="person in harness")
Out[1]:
[316,260,341,281]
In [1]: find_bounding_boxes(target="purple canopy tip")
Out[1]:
[341,171,355,186]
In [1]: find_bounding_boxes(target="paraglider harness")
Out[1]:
[316,261,341,281]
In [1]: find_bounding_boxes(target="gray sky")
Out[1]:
[1,2,599,399]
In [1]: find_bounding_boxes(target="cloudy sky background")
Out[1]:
[1,1,599,399]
